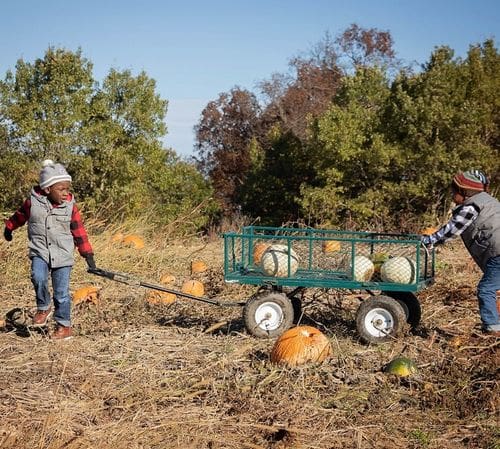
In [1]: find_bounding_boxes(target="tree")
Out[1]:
[0,47,93,161]
[194,87,261,212]
[300,67,397,229]
[0,48,214,231]
[382,41,500,220]
[300,40,500,229]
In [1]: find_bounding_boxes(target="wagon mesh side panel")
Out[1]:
[224,227,434,289]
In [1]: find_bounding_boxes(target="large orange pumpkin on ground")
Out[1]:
[73,286,100,305]
[181,280,205,297]
[270,325,333,367]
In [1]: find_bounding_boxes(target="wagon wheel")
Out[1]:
[382,291,422,328]
[243,292,294,338]
[356,295,407,344]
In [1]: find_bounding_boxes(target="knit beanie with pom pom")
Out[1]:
[39,160,72,189]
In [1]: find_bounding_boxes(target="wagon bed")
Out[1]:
[223,226,435,291]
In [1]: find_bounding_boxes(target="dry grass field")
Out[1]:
[0,225,498,449]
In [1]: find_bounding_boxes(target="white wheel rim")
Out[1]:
[254,301,284,331]
[364,307,395,337]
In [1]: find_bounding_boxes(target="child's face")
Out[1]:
[45,181,71,205]
[452,189,465,205]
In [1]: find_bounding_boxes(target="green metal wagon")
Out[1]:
[223,225,435,344]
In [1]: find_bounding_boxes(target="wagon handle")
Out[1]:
[88,267,245,307]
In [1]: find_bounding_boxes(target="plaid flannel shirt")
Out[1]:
[421,203,480,246]
[5,191,93,257]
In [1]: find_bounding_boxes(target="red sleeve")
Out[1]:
[5,199,31,231]
[70,203,94,257]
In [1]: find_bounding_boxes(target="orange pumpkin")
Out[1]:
[322,240,341,253]
[111,232,124,243]
[181,280,205,297]
[420,226,439,236]
[73,286,100,305]
[160,274,176,285]
[146,274,176,305]
[253,242,270,265]
[191,260,208,274]
[270,325,333,367]
[146,291,176,305]
[122,234,145,249]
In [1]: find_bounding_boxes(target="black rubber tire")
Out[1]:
[356,295,407,344]
[243,292,294,338]
[291,296,302,323]
[383,291,422,328]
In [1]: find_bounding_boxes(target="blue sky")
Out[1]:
[1,0,499,158]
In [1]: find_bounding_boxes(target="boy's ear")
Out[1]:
[42,187,51,195]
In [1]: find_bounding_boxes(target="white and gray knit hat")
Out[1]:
[39,160,72,189]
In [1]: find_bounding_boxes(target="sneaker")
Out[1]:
[32,309,52,327]
[52,325,73,340]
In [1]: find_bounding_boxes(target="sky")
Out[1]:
[1,0,499,158]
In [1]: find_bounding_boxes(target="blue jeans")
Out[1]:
[31,256,72,327]
[477,255,500,332]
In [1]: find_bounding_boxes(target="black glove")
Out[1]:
[3,228,12,242]
[85,254,96,270]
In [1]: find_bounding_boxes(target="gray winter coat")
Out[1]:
[28,188,75,268]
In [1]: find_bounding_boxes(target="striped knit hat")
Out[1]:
[39,160,72,189]
[452,170,489,192]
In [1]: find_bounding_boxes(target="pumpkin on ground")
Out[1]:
[270,325,333,367]
[159,274,176,285]
[322,240,341,253]
[191,260,208,274]
[73,286,100,305]
[111,232,124,243]
[146,274,176,305]
[420,226,439,236]
[181,280,205,297]
[261,244,299,277]
[121,234,145,249]
[252,242,270,265]
[384,356,418,377]
[380,257,416,284]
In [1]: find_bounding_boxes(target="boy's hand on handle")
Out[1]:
[420,235,433,249]
[3,227,12,242]
[85,254,96,271]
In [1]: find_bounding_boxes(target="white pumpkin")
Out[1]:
[380,257,416,284]
[352,255,375,281]
[261,244,299,277]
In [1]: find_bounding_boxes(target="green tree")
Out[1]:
[1,47,214,231]
[300,67,398,229]
[383,41,500,221]
[300,40,500,229]
[0,47,93,161]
